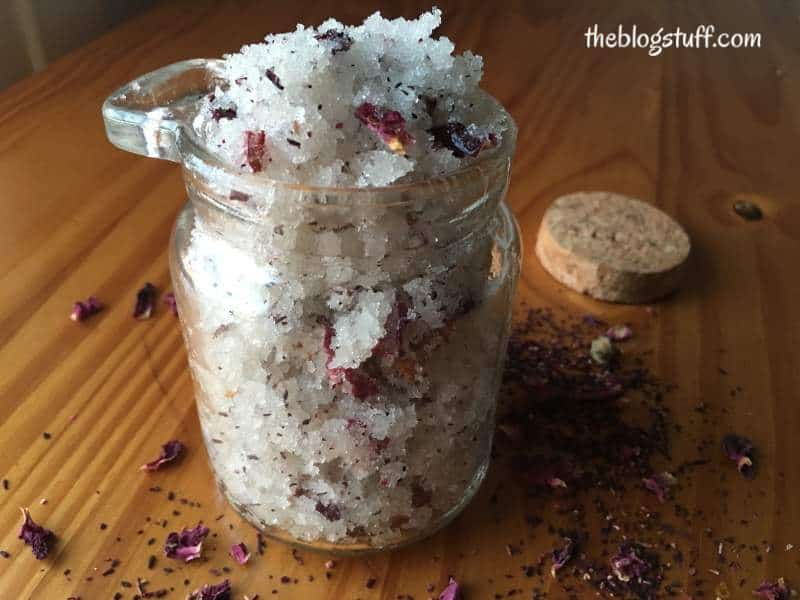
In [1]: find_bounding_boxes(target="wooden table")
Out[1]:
[2,1,799,598]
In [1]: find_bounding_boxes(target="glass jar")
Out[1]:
[103,59,520,553]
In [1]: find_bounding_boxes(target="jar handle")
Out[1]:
[102,58,222,162]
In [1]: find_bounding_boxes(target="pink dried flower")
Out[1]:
[438,577,462,600]
[133,282,157,320]
[753,578,790,600]
[163,292,178,317]
[229,542,250,565]
[187,579,231,600]
[315,501,342,522]
[245,130,267,173]
[18,508,54,560]
[315,29,353,54]
[551,537,574,577]
[265,69,284,91]
[606,324,633,341]
[722,433,756,478]
[642,471,676,503]
[164,523,209,562]
[428,122,497,158]
[323,325,378,399]
[211,107,237,121]
[610,545,649,582]
[140,440,184,471]
[354,102,414,154]
[70,296,103,322]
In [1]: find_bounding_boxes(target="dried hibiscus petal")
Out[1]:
[211,107,237,122]
[70,296,103,322]
[140,440,184,471]
[315,501,342,522]
[609,545,649,582]
[245,130,267,173]
[550,537,574,577]
[354,102,414,154]
[642,471,676,503]
[265,69,284,91]
[164,523,209,562]
[229,542,250,565]
[315,29,353,54]
[187,579,231,600]
[18,508,54,560]
[722,433,756,478]
[133,283,157,320]
[438,577,462,600]
[429,122,497,158]
[753,578,790,600]
[163,292,178,317]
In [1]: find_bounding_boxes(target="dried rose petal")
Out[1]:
[438,577,462,600]
[18,508,54,560]
[354,102,414,154]
[753,578,790,600]
[140,440,184,472]
[229,190,250,202]
[133,283,157,320]
[315,501,342,522]
[609,545,649,582]
[164,523,209,562]
[323,324,379,399]
[315,29,353,54]
[642,471,676,503]
[229,542,250,565]
[163,292,178,317]
[211,107,237,122]
[245,130,267,173]
[265,69,284,91]
[429,122,497,158]
[550,538,574,577]
[606,325,633,341]
[70,296,103,322]
[187,579,231,600]
[722,433,756,478]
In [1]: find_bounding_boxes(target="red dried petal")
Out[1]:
[429,122,497,158]
[163,292,178,317]
[609,545,649,582]
[164,523,209,562]
[438,577,462,600]
[141,440,184,471]
[18,508,54,560]
[211,107,237,122]
[187,579,231,600]
[245,130,267,173]
[70,296,103,322]
[265,69,284,91]
[315,501,342,522]
[315,29,353,54]
[551,537,574,577]
[354,102,414,154]
[229,542,250,565]
[753,579,790,600]
[133,283,157,320]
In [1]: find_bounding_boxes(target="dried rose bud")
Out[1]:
[163,292,178,317]
[164,523,209,562]
[753,578,790,600]
[428,122,497,158]
[140,440,184,471]
[438,577,462,600]
[229,542,250,565]
[590,335,619,365]
[133,283,157,320]
[70,296,103,322]
[265,69,284,91]
[315,29,353,54]
[606,324,633,341]
[722,433,756,478]
[187,579,231,600]
[245,130,267,173]
[550,538,574,577]
[609,545,649,582]
[18,508,54,560]
[211,107,237,122]
[354,102,414,154]
[315,501,342,522]
[642,471,677,503]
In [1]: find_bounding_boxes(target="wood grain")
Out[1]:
[1,1,800,598]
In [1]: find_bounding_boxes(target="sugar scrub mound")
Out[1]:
[192,8,510,186]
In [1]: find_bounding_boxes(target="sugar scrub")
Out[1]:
[191,8,509,186]
[156,9,519,550]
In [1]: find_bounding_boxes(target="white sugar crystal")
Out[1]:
[191,8,509,187]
